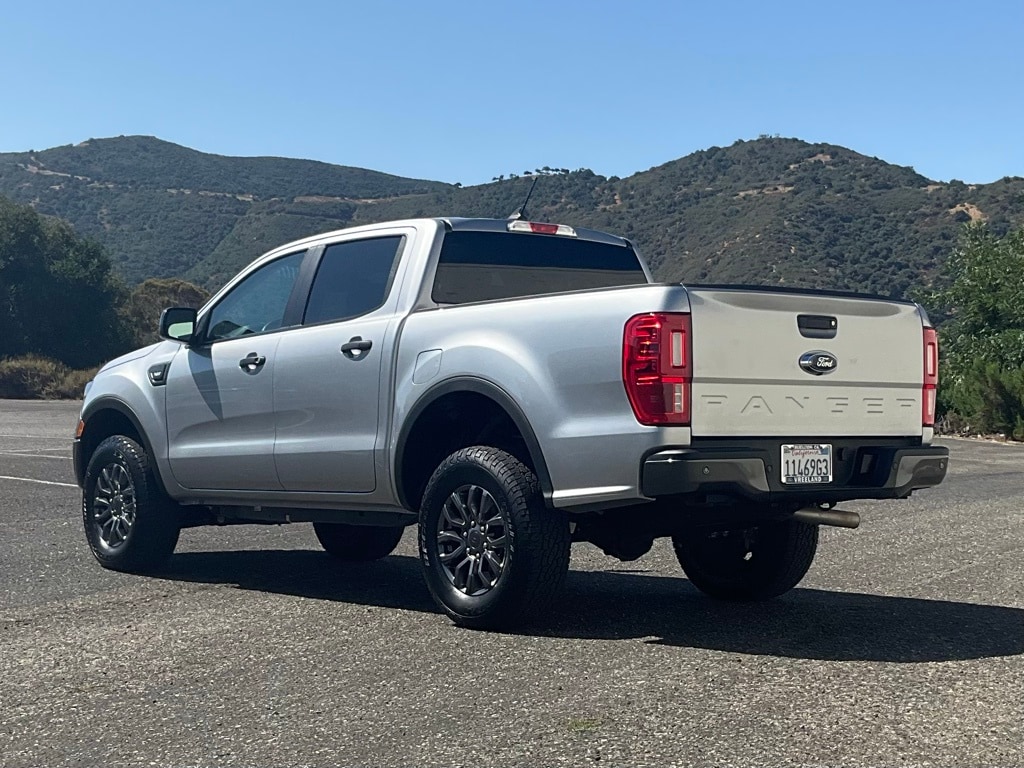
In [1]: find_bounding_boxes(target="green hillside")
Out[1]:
[1,135,1022,297]
[0,136,448,283]
[351,139,1024,298]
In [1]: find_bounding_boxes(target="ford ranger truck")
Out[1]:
[73,218,948,629]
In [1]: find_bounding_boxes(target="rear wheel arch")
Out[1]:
[395,378,552,512]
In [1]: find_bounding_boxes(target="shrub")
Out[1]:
[0,355,97,399]
[942,360,1024,439]
[48,366,100,400]
[0,356,68,399]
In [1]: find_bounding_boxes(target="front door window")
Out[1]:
[206,251,305,341]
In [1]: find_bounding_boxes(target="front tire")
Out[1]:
[418,446,570,630]
[672,520,818,601]
[313,522,404,561]
[82,435,180,572]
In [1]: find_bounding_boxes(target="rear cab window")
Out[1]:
[432,230,648,305]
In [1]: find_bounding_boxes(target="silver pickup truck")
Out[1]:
[73,217,948,628]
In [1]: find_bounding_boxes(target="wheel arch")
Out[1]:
[77,398,164,492]
[394,377,553,512]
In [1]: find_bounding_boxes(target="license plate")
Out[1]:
[781,444,832,484]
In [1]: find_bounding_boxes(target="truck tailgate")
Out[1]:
[687,288,925,437]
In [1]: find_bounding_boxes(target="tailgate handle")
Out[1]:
[797,314,838,339]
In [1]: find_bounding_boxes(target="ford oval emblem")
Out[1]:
[799,351,838,376]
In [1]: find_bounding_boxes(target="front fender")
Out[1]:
[76,347,178,492]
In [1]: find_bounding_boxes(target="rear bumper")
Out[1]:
[641,440,948,504]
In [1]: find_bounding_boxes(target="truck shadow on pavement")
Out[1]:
[158,550,1024,664]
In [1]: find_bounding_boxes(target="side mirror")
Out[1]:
[159,307,198,343]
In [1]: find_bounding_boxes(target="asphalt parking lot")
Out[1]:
[1,399,1022,767]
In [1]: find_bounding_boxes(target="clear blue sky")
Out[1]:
[2,0,1022,185]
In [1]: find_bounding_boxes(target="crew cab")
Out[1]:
[73,218,948,628]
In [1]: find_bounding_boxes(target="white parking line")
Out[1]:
[0,452,71,460]
[0,435,72,440]
[0,475,78,489]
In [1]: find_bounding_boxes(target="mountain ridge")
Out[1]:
[1,135,1021,295]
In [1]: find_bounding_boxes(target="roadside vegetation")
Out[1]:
[0,355,98,399]
[923,226,1024,439]
[0,197,208,399]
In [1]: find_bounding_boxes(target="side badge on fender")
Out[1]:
[799,351,838,376]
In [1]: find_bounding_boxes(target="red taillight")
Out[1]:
[623,313,692,425]
[923,327,939,426]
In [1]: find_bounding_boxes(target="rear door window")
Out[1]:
[303,236,404,324]
[432,231,647,305]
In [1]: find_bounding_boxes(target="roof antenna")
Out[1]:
[507,175,539,221]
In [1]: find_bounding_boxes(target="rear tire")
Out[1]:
[418,446,570,630]
[82,435,180,573]
[313,522,404,561]
[672,520,818,601]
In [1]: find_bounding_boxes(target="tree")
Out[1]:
[926,225,1024,369]
[924,224,1024,435]
[122,277,211,348]
[0,197,130,368]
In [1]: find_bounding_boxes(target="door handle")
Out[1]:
[239,352,266,372]
[341,336,373,359]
